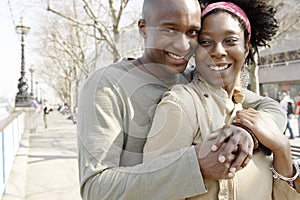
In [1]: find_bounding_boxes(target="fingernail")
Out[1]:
[228,172,235,178]
[211,145,217,151]
[230,167,236,173]
[219,155,225,163]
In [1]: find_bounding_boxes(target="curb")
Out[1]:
[1,131,30,200]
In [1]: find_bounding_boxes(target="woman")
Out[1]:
[296,92,300,137]
[143,0,300,199]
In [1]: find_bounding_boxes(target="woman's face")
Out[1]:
[195,12,249,90]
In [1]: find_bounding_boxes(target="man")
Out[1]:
[280,92,295,139]
[31,96,39,131]
[77,0,286,199]
[43,99,50,129]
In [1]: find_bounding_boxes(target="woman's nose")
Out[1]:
[211,42,227,58]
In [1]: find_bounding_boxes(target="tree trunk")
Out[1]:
[249,62,260,94]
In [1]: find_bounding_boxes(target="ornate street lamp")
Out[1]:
[35,81,39,102]
[28,66,35,97]
[15,17,31,107]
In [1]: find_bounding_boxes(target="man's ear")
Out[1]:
[138,19,147,38]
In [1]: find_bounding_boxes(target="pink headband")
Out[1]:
[202,2,251,41]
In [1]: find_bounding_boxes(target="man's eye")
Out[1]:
[163,29,174,32]
[160,29,177,35]
[187,30,199,38]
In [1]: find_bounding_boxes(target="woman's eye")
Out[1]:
[225,38,238,44]
[199,39,211,46]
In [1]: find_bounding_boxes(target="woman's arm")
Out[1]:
[234,108,300,194]
[144,85,253,180]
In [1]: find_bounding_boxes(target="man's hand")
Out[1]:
[195,125,254,180]
[195,142,236,180]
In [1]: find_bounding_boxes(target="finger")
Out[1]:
[217,132,240,163]
[223,155,236,179]
[229,142,253,172]
[235,109,259,121]
[218,171,235,180]
[235,112,255,122]
[211,126,233,152]
[226,153,237,166]
[241,108,258,114]
[233,118,254,130]
[240,155,252,169]
[206,130,221,140]
[225,155,237,179]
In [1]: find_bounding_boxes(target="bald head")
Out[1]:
[142,0,200,23]
[142,0,160,20]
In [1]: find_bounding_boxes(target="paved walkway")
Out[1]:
[2,110,81,200]
[286,117,300,147]
[1,110,300,200]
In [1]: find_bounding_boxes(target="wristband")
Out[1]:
[232,122,259,149]
[269,160,299,189]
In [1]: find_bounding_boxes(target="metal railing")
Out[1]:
[0,112,25,197]
[259,59,300,68]
[291,144,300,159]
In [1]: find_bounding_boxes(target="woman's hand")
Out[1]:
[233,108,288,153]
[233,108,300,192]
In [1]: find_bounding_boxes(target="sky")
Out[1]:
[0,0,57,103]
[2,0,297,101]
[0,0,22,99]
[0,0,143,103]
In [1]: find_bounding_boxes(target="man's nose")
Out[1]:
[173,33,191,52]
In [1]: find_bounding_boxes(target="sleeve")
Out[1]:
[143,90,199,160]
[240,88,287,133]
[77,72,206,200]
[272,179,300,199]
[296,101,300,115]
[143,87,207,195]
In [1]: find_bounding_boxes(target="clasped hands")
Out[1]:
[195,108,277,180]
[195,124,254,180]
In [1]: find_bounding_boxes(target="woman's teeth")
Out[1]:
[209,65,229,71]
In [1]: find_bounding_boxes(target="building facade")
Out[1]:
[258,49,300,102]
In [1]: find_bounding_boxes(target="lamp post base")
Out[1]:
[15,94,31,107]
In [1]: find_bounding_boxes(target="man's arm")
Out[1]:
[77,70,205,200]
[240,88,287,132]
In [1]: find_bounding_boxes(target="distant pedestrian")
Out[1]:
[280,92,294,139]
[296,92,300,137]
[43,99,52,129]
[31,97,39,130]
[262,92,268,97]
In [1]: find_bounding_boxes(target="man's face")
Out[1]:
[141,0,201,73]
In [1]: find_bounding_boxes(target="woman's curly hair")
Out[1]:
[199,0,278,65]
